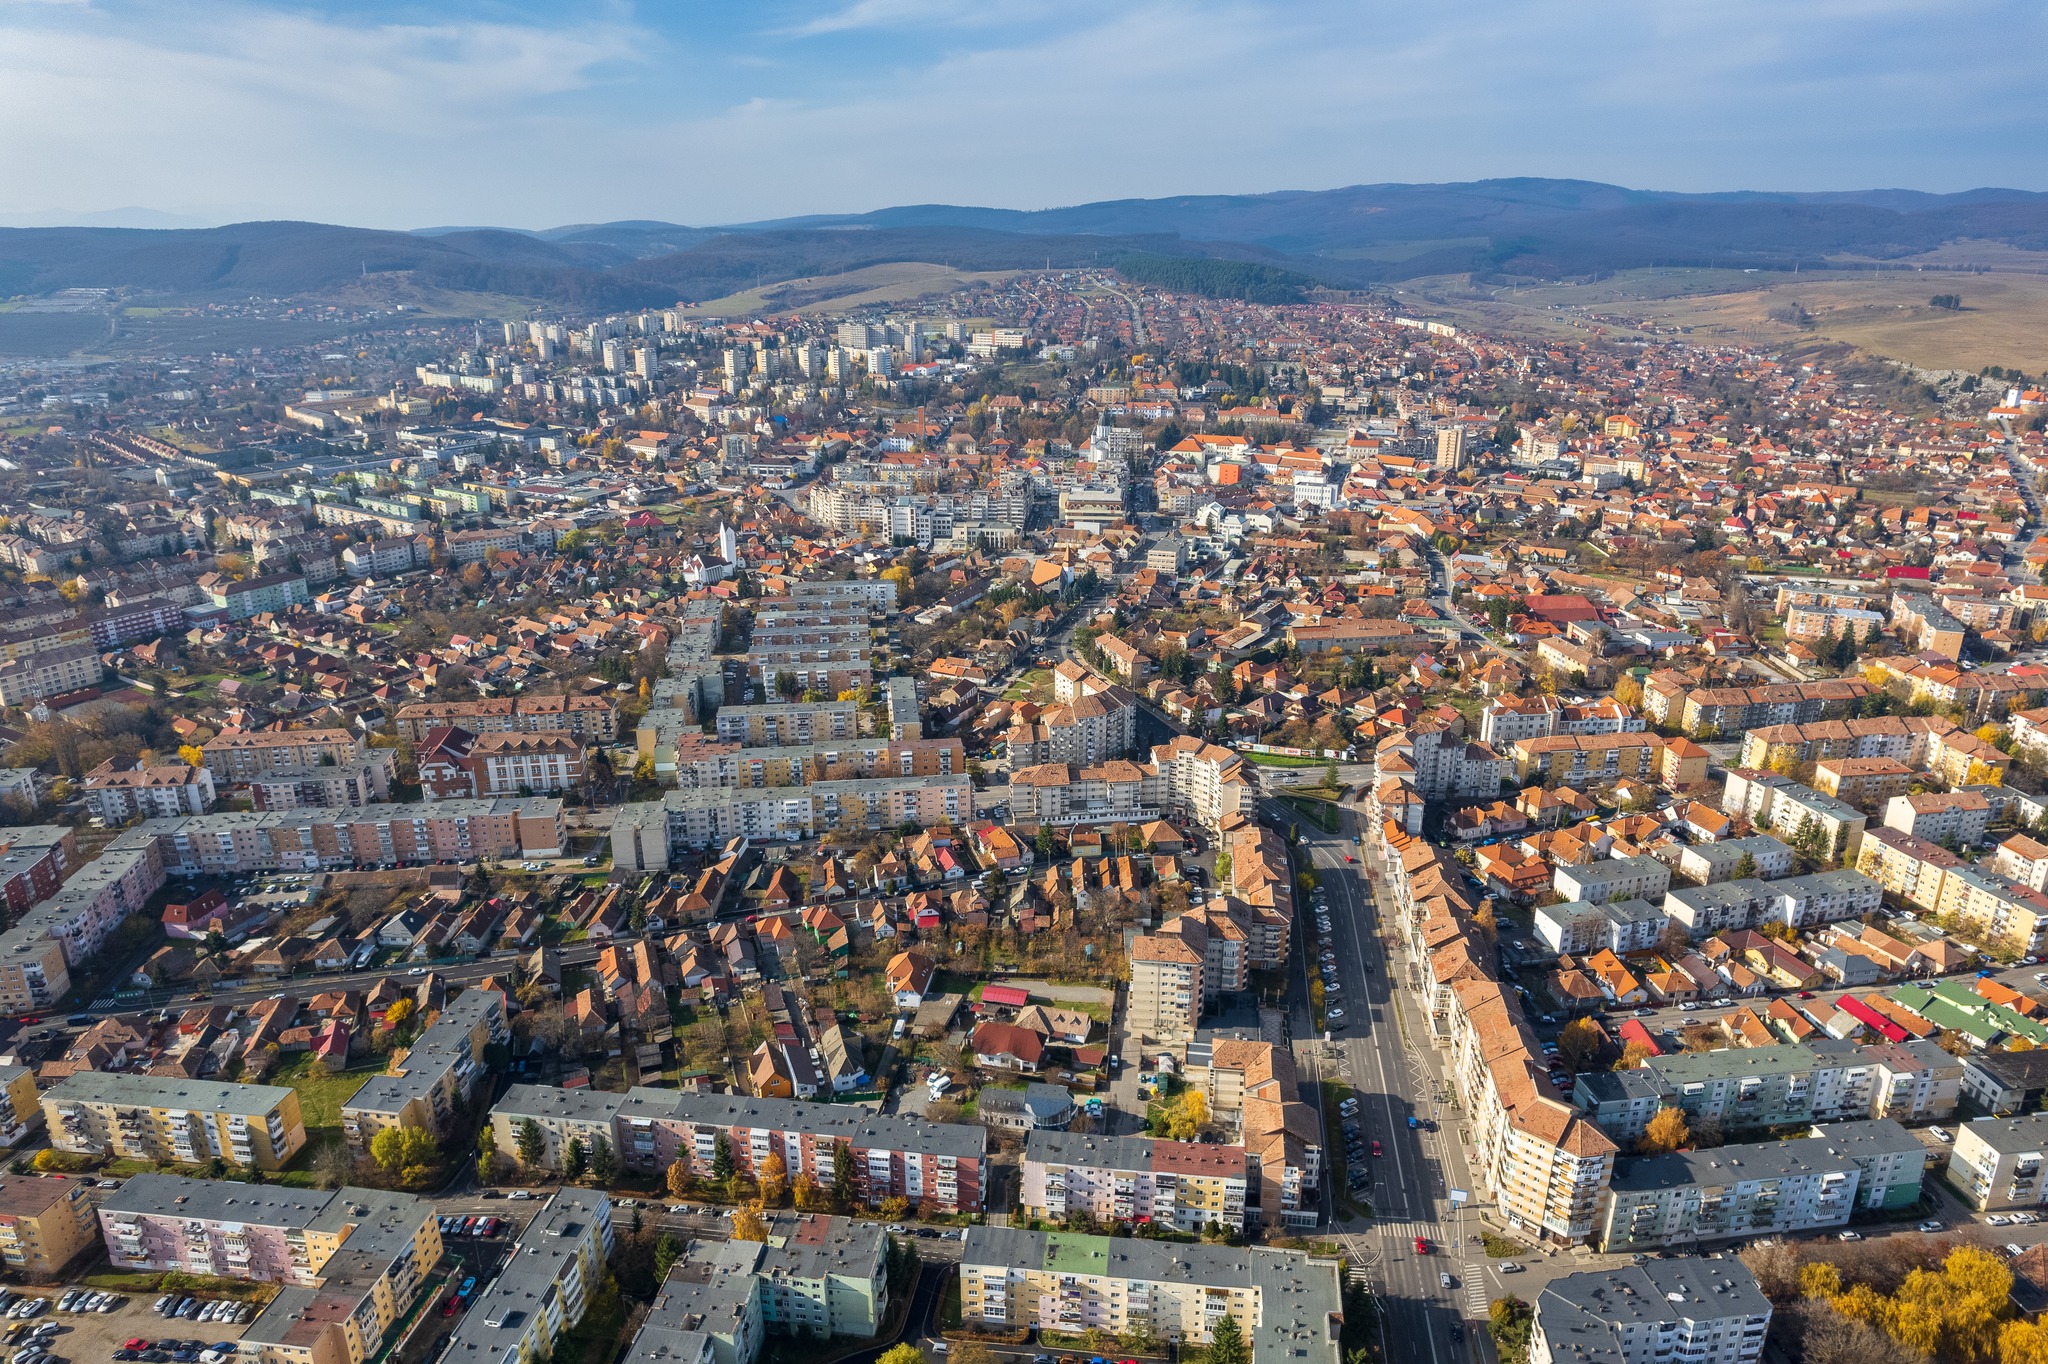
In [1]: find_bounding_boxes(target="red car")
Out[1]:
[1370,1140,1382,1158]
[1345,855,1356,863]
[441,1296,460,1318]
[1415,1236,1430,1255]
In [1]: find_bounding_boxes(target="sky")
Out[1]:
[0,0,2044,231]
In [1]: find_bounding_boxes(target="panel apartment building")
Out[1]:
[1596,1120,1926,1251]
[609,774,972,871]
[492,1085,987,1214]
[613,1212,891,1364]
[1019,1131,1250,1233]
[43,1072,307,1172]
[201,728,365,783]
[710,700,858,747]
[0,1175,97,1277]
[959,1226,1341,1364]
[437,1191,613,1364]
[1529,1261,1771,1364]
[394,693,618,744]
[99,1174,439,1297]
[341,988,506,1155]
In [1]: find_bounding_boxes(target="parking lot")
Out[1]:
[1,1291,256,1364]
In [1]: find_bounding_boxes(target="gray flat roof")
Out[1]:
[46,1071,294,1118]
[442,1189,612,1364]
[1537,1258,1770,1364]
[961,1226,1340,1364]
[493,1084,986,1159]
[1609,1136,1859,1193]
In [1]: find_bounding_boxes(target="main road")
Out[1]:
[1274,797,1496,1364]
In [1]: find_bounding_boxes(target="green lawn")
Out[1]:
[1003,667,1054,702]
[276,1053,377,1168]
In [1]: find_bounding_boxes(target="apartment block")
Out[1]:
[618,1214,888,1364]
[1554,856,1671,906]
[1640,1041,1878,1134]
[491,1086,986,1214]
[0,1175,96,1277]
[1853,825,1962,912]
[959,1226,1340,1364]
[44,1072,306,1171]
[1006,686,1140,766]
[440,1191,613,1364]
[1020,1131,1249,1233]
[1884,791,1993,847]
[1946,1113,2048,1211]
[81,760,218,822]
[1717,771,1867,864]
[609,775,971,870]
[1149,736,1256,829]
[1529,1260,1770,1364]
[1651,676,1871,736]
[202,728,365,782]
[247,755,396,812]
[1932,864,2048,954]
[1676,836,1794,886]
[710,700,858,746]
[98,1176,440,1326]
[1598,1136,1862,1252]
[395,693,618,744]
[341,988,506,1154]
[1128,932,1204,1041]
[1811,757,1914,812]
[1533,898,1668,956]
[1570,1070,1665,1144]
[1390,839,1617,1244]
[1739,715,1957,771]
[1510,733,1662,787]
[0,644,103,706]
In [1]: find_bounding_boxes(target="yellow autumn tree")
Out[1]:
[758,1150,788,1208]
[731,1202,768,1242]
[880,565,913,603]
[2001,1319,2048,1364]
[177,745,206,769]
[1805,1245,2014,1364]
[1639,1106,1690,1155]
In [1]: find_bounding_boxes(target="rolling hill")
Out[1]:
[6,179,2048,308]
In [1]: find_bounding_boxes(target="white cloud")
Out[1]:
[0,0,2039,228]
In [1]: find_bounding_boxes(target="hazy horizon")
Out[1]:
[2,1,2042,231]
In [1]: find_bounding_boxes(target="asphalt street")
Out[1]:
[1274,797,1494,1364]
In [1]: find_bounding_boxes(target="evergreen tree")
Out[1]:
[832,1142,858,1211]
[564,1136,587,1180]
[516,1119,546,1169]
[711,1132,735,1185]
[589,1133,617,1185]
[1209,1316,1250,1364]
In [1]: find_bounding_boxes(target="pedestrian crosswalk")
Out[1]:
[1461,1279,1490,1319]
[1377,1219,1447,1247]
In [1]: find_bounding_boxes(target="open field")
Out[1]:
[1388,266,2048,375]
[0,310,108,356]
[687,261,1022,318]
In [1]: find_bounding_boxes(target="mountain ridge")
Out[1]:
[5,179,2048,307]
